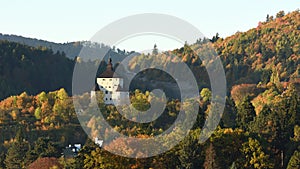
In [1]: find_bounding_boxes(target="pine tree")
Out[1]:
[177,129,202,169]
[27,137,59,160]
[4,128,28,169]
[236,96,256,131]
[152,44,158,55]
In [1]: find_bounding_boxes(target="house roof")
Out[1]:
[98,58,121,78]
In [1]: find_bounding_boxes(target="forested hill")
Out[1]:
[0,10,299,101]
[0,34,133,60]
[128,10,299,92]
[0,10,299,169]
[0,41,74,100]
[0,40,133,101]
[0,33,81,59]
[214,10,300,86]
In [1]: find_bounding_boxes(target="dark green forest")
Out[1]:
[0,40,133,100]
[0,10,299,169]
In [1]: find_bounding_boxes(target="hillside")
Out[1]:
[0,10,299,169]
[0,34,133,61]
[0,39,135,100]
[215,10,300,86]
[0,41,74,100]
[128,10,299,93]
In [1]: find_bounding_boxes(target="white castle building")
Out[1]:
[91,59,128,104]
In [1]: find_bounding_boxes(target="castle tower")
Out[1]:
[92,59,128,104]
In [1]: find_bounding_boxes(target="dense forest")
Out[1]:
[0,10,299,169]
[0,40,134,100]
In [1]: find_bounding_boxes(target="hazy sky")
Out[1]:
[0,0,298,51]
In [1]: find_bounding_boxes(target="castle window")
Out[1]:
[110,98,112,100]
[109,79,112,81]
[109,86,111,88]
[105,98,107,100]
[105,91,108,94]
[102,79,105,81]
[110,91,112,94]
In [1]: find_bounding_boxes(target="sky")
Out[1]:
[0,0,299,51]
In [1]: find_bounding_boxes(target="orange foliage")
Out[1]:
[231,84,257,104]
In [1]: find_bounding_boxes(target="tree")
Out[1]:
[292,125,300,142]
[220,97,237,128]
[287,85,300,127]
[249,106,272,134]
[4,128,29,169]
[211,33,220,43]
[266,14,270,22]
[276,11,285,18]
[200,88,212,103]
[287,148,300,169]
[241,138,274,169]
[34,107,41,120]
[177,129,203,169]
[152,44,158,55]
[236,96,256,130]
[209,128,246,168]
[270,68,281,90]
[25,137,60,166]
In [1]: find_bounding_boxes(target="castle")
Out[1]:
[91,59,128,104]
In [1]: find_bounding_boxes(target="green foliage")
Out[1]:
[30,137,60,158]
[220,97,237,128]
[177,129,203,169]
[4,128,29,169]
[236,96,256,130]
[130,89,151,111]
[34,107,41,120]
[241,138,273,169]
[24,136,61,166]
[293,125,300,142]
[0,9,299,169]
[200,88,212,102]
[0,40,74,100]
[287,147,300,169]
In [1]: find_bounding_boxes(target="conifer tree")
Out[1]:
[236,96,256,131]
[4,128,28,169]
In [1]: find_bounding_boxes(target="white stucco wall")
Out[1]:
[96,77,125,104]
